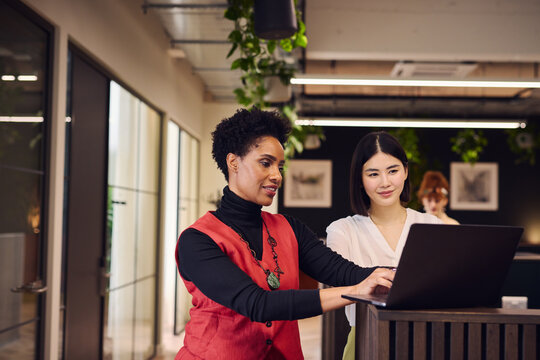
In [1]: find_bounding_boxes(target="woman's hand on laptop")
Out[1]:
[353,267,395,295]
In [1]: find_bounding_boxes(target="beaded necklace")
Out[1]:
[229,219,284,290]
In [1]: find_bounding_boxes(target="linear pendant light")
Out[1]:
[295,118,526,129]
[0,116,72,123]
[291,75,540,88]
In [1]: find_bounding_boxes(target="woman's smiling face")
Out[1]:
[228,136,285,207]
[362,151,408,209]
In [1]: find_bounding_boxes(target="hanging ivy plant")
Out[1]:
[225,0,306,107]
[505,124,539,166]
[224,0,324,160]
[450,129,488,164]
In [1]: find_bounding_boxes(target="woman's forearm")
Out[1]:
[319,286,355,312]
[319,268,395,313]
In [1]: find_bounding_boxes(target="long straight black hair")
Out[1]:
[349,131,410,216]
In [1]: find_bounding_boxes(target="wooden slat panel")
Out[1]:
[486,324,500,360]
[467,323,482,360]
[450,323,464,360]
[377,320,390,360]
[395,321,409,360]
[522,324,537,360]
[413,322,426,360]
[431,322,445,359]
[368,306,378,360]
[356,303,369,360]
[505,324,518,360]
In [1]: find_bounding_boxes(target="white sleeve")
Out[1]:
[325,219,352,261]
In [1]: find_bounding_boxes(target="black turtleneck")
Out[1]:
[177,186,375,323]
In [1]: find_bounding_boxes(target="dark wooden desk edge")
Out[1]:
[370,306,540,324]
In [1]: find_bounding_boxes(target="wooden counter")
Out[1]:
[355,303,540,359]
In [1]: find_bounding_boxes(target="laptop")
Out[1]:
[342,223,523,309]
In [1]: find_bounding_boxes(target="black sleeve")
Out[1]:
[177,228,322,322]
[281,214,376,285]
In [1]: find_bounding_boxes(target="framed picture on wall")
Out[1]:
[450,162,498,211]
[284,159,332,208]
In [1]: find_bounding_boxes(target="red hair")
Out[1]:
[417,171,449,201]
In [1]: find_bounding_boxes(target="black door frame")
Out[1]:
[63,45,110,359]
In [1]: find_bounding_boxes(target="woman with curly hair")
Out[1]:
[418,170,460,225]
[175,108,394,359]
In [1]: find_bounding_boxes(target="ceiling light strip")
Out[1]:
[0,116,44,123]
[296,118,526,129]
[0,117,72,123]
[291,76,540,88]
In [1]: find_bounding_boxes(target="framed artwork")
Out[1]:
[450,162,498,211]
[284,159,332,208]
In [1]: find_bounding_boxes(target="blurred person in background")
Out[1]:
[417,170,459,225]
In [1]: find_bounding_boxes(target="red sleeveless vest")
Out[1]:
[175,211,303,360]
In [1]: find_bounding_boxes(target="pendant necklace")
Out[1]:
[229,219,284,290]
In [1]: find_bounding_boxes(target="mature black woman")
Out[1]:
[175,108,395,359]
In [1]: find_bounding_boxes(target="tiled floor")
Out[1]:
[156,315,322,359]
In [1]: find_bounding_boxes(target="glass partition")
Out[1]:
[162,120,200,339]
[104,81,160,360]
[174,131,199,334]
[0,1,51,358]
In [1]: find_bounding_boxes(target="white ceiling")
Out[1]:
[143,0,540,119]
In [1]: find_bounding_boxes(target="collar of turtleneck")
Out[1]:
[215,186,262,222]
[213,186,264,258]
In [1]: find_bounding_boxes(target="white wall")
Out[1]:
[22,0,205,137]
[307,0,540,62]
[199,103,238,215]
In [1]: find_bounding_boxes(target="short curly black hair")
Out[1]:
[212,108,292,181]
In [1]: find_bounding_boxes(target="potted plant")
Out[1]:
[450,128,488,164]
[224,0,324,160]
[506,125,539,165]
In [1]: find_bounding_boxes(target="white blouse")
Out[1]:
[326,208,442,326]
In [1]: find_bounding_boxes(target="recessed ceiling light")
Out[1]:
[0,47,13,57]
[1,75,16,81]
[0,116,43,123]
[17,75,38,81]
[12,54,32,61]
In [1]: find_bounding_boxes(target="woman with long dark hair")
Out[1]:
[326,131,442,360]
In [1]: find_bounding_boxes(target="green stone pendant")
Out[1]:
[267,272,280,290]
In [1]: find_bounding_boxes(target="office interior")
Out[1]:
[0,0,539,359]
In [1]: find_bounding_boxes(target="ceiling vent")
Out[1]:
[391,61,477,78]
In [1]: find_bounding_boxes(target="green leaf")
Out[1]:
[240,58,251,71]
[267,40,277,54]
[226,43,238,58]
[239,97,252,107]
[294,34,308,48]
[228,30,242,43]
[224,7,239,21]
[231,58,242,70]
[257,58,270,70]
[297,19,306,35]
[289,135,304,153]
[280,38,293,52]
[233,88,246,99]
